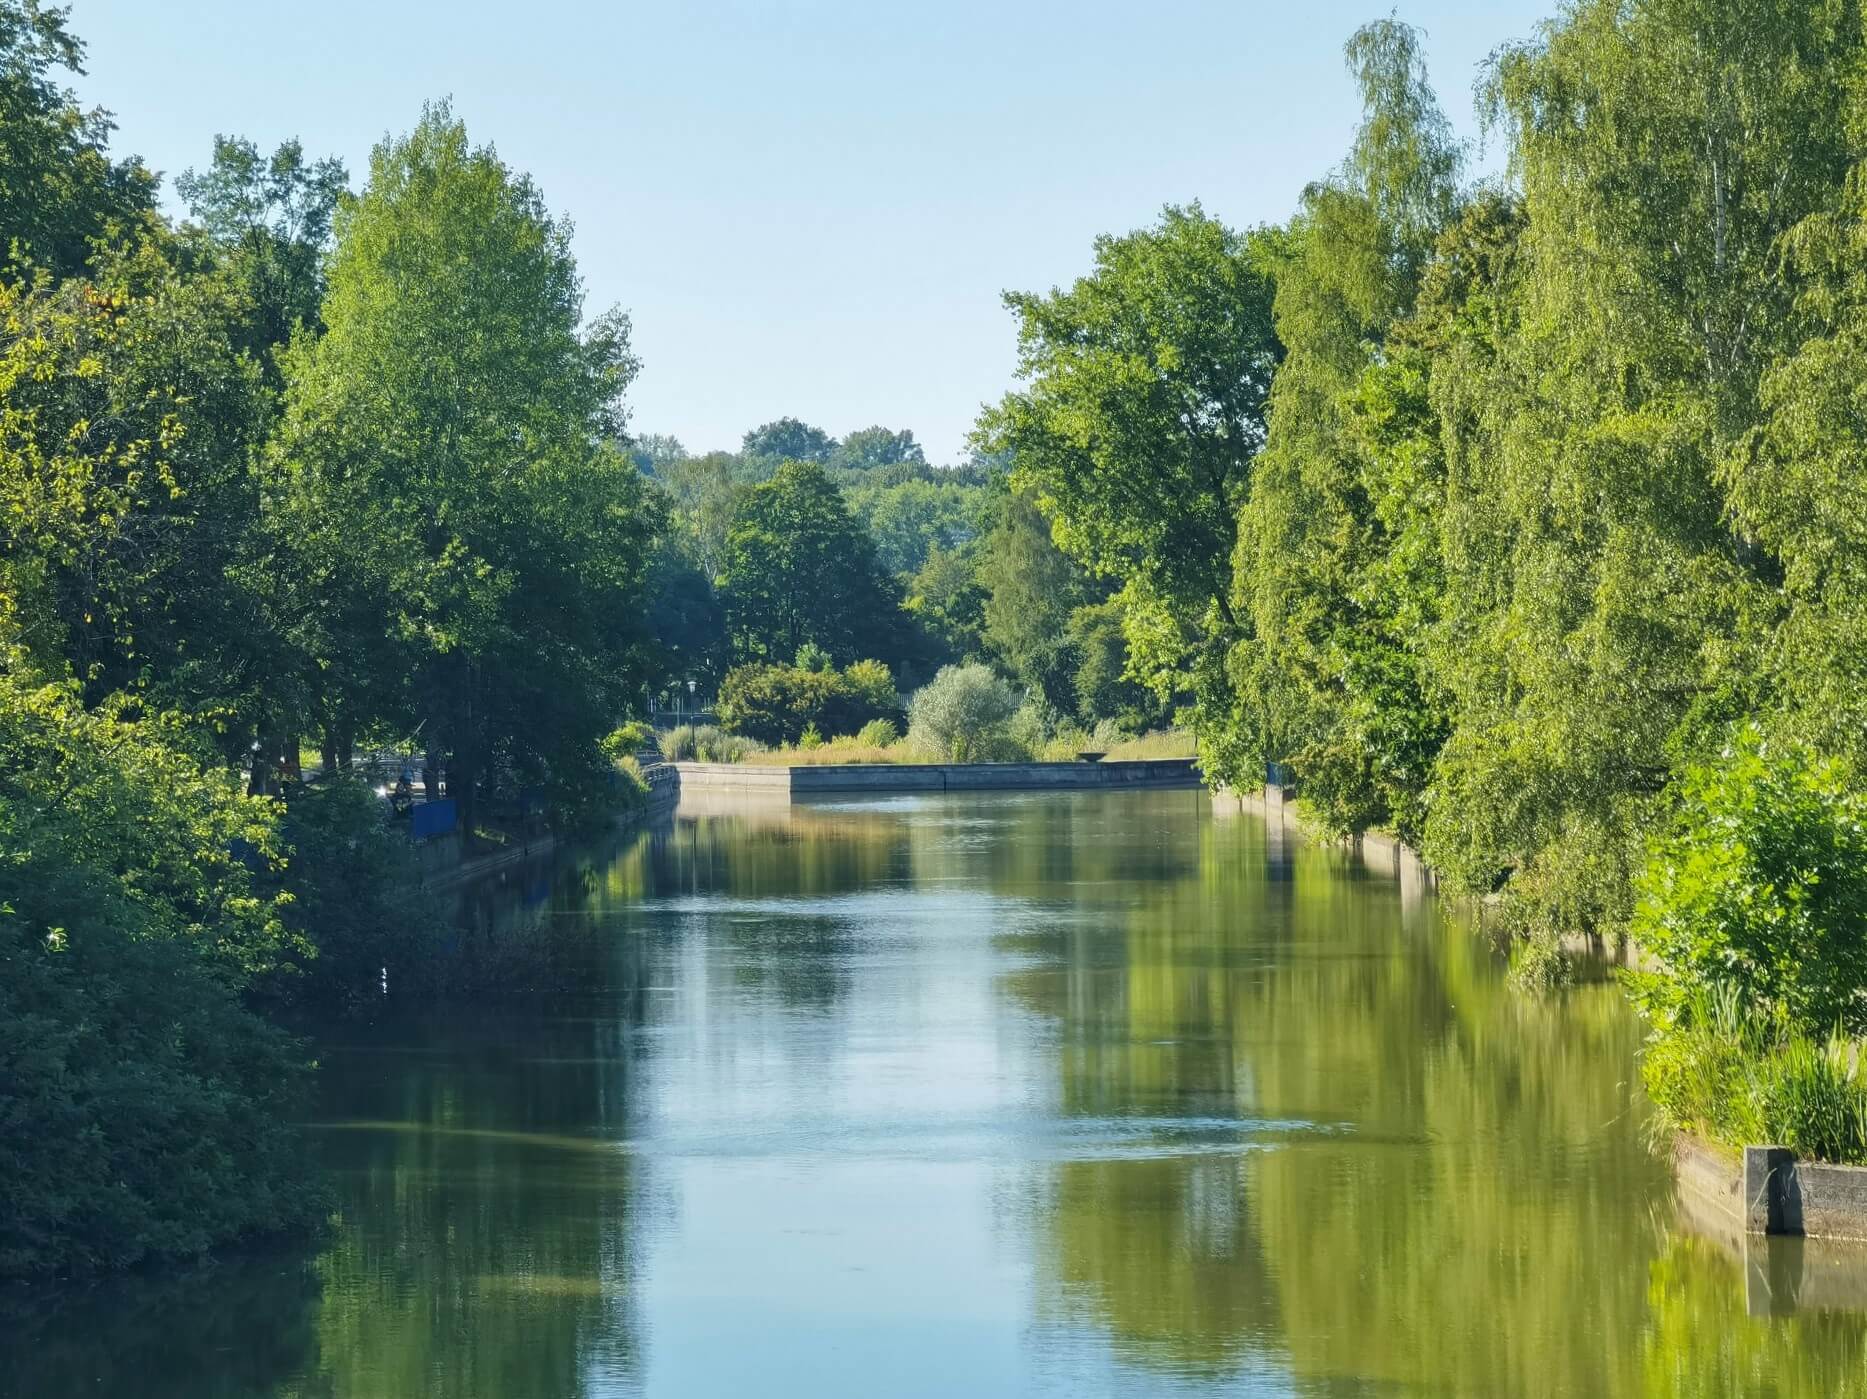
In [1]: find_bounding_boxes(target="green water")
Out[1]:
[8,790,1867,1397]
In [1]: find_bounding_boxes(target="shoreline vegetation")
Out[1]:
[11,0,1867,1282]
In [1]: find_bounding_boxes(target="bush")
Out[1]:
[601,720,654,759]
[659,724,698,761]
[0,668,323,1276]
[1629,725,1867,1036]
[908,663,1020,761]
[857,718,899,748]
[717,660,902,745]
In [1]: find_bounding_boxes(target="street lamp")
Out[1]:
[685,678,696,718]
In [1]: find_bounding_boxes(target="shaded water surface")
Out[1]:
[9,790,1867,1396]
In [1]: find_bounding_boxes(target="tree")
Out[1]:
[626,432,687,474]
[0,1,155,278]
[844,477,990,576]
[1235,18,1463,835]
[980,204,1280,775]
[908,663,1019,761]
[654,450,741,582]
[830,425,925,473]
[176,135,347,379]
[0,238,283,758]
[905,543,987,662]
[741,416,835,464]
[717,459,906,667]
[270,104,660,827]
[977,490,1097,714]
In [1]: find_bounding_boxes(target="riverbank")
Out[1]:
[415,761,680,890]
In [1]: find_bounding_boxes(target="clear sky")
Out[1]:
[67,0,1555,464]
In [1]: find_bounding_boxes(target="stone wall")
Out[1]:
[673,758,1201,796]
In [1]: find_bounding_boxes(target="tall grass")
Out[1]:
[657,725,765,764]
[1640,985,1867,1163]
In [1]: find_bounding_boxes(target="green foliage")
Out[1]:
[716,659,901,746]
[907,663,1020,762]
[175,134,346,381]
[856,717,899,748]
[601,720,653,758]
[798,722,824,750]
[741,416,835,465]
[1639,986,1867,1164]
[829,425,924,474]
[0,661,321,1276]
[904,542,987,662]
[658,723,762,765]
[1629,727,1867,1036]
[978,491,1096,713]
[718,459,908,668]
[982,203,1280,779]
[270,103,660,829]
[268,777,446,1014]
[0,2,156,279]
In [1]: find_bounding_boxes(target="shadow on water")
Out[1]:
[0,1250,322,1399]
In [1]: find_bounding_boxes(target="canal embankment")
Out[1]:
[414,760,680,889]
[673,756,1202,797]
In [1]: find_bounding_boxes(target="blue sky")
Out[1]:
[69,0,1555,464]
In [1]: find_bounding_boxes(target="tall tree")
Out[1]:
[718,459,904,667]
[741,416,836,465]
[1235,18,1464,835]
[980,204,1280,774]
[830,425,925,472]
[176,135,347,378]
[0,1,154,277]
[270,104,660,824]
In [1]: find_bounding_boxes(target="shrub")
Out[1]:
[614,754,650,808]
[0,668,323,1276]
[659,724,698,760]
[1629,725,1867,1037]
[717,661,902,745]
[798,722,824,750]
[856,718,899,748]
[908,663,1020,762]
[601,720,654,759]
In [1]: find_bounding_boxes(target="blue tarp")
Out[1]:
[411,798,458,841]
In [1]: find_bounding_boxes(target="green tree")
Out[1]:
[0,239,285,760]
[905,543,987,662]
[977,490,1096,713]
[0,1,155,278]
[1235,18,1462,836]
[270,104,660,827]
[175,135,347,380]
[741,416,835,465]
[829,424,925,472]
[718,459,906,667]
[980,204,1280,775]
[907,662,1019,761]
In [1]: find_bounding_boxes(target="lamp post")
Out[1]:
[686,678,697,720]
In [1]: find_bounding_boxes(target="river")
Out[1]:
[6,788,1865,1396]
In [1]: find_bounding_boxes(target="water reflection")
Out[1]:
[7,791,1864,1397]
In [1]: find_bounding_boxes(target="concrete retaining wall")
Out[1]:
[674,758,1201,796]
[1676,1134,1867,1241]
